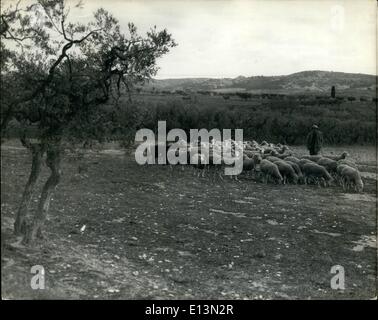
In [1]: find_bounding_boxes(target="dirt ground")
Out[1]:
[1,141,377,299]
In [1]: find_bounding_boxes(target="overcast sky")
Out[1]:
[6,0,377,78]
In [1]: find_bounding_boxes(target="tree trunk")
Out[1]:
[23,143,62,244]
[14,143,45,235]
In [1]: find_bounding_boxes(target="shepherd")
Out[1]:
[306,124,323,155]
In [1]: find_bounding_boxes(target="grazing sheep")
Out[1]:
[277,145,290,154]
[302,154,323,162]
[263,147,275,154]
[265,155,282,162]
[144,138,358,191]
[242,158,255,176]
[302,162,333,186]
[244,150,256,159]
[316,157,338,173]
[252,154,262,166]
[284,156,301,164]
[260,159,283,184]
[326,151,349,161]
[298,158,316,170]
[271,159,298,184]
[339,165,364,192]
[335,164,350,186]
[336,164,349,175]
[280,152,293,159]
[337,159,358,170]
[286,160,303,182]
[270,150,292,159]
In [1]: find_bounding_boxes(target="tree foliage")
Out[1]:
[113,94,376,146]
[1,0,176,243]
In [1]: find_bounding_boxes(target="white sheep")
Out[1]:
[242,154,255,177]
[265,155,282,162]
[270,159,299,184]
[298,158,316,170]
[259,159,283,184]
[270,149,292,159]
[316,157,338,173]
[337,159,358,170]
[285,160,303,182]
[284,156,300,164]
[339,165,364,192]
[302,154,323,162]
[326,151,349,161]
[302,162,333,187]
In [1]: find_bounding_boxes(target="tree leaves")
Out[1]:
[1,0,177,141]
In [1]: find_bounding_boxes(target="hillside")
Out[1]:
[145,70,377,96]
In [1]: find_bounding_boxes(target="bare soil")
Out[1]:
[1,142,377,299]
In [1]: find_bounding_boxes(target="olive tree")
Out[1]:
[1,0,176,244]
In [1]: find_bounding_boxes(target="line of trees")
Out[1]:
[111,96,376,146]
[6,94,375,146]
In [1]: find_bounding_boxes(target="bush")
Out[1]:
[236,92,252,100]
[68,95,376,146]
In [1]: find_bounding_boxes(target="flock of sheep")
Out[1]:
[147,139,364,193]
[244,141,364,193]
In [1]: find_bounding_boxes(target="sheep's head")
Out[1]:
[277,175,284,184]
[253,154,262,164]
[341,151,349,159]
[271,150,279,156]
[356,179,364,193]
[298,175,306,184]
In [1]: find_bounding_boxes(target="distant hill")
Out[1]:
[145,70,377,95]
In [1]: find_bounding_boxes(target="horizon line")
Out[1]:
[154,69,377,80]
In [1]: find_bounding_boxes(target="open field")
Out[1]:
[1,141,377,299]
